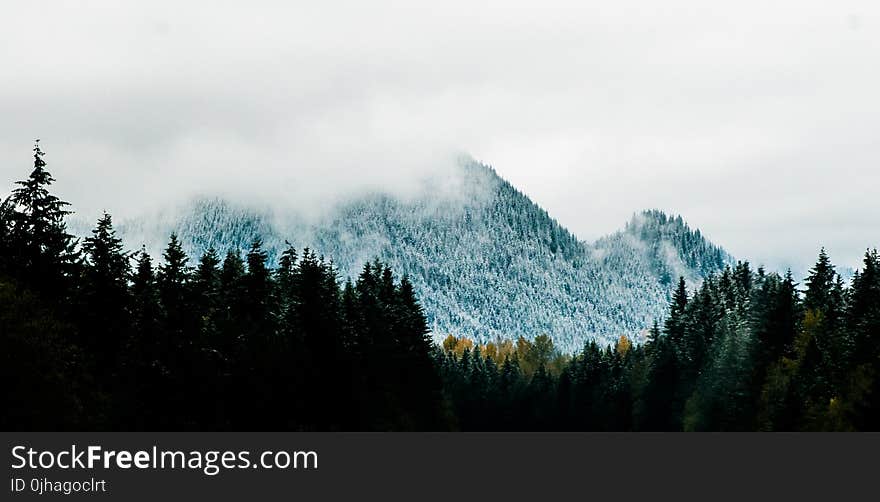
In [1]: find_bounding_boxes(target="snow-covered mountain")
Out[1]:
[103,159,732,351]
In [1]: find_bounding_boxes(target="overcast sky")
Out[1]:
[1,1,878,269]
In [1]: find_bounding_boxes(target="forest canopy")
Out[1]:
[2,142,879,431]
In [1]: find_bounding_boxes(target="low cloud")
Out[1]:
[1,0,878,269]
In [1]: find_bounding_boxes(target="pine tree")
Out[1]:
[841,250,880,429]
[157,234,189,314]
[243,238,274,340]
[395,276,431,352]
[155,234,198,425]
[124,248,163,427]
[81,212,130,375]
[193,247,221,320]
[83,213,128,285]
[665,276,689,346]
[0,197,16,272]
[847,250,880,361]
[131,248,160,348]
[804,248,837,313]
[640,320,681,428]
[797,249,844,423]
[275,243,300,348]
[5,140,79,298]
[217,250,246,352]
[333,280,358,355]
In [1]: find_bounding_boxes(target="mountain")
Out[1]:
[104,159,732,351]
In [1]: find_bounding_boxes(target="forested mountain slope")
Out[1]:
[109,160,732,351]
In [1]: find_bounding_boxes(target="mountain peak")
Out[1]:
[107,162,731,352]
[615,209,733,284]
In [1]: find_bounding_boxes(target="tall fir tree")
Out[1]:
[192,247,221,323]
[5,140,79,300]
[804,248,837,313]
[81,212,130,376]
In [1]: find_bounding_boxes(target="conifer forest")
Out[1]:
[3,143,879,431]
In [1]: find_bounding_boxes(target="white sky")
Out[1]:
[1,1,878,269]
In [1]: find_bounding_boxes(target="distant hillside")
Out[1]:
[104,159,733,351]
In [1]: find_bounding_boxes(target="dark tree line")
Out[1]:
[2,143,879,430]
[440,253,880,431]
[1,143,443,430]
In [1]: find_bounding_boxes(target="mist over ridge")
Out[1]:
[77,157,731,351]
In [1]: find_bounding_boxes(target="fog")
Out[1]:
[1,1,878,268]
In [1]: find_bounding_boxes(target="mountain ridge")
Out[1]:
[77,159,733,351]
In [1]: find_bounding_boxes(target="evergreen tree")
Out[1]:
[5,140,79,299]
[156,234,196,426]
[847,250,880,361]
[130,248,160,352]
[275,243,299,339]
[791,250,845,427]
[0,197,16,271]
[804,248,836,313]
[193,247,221,323]
[843,250,880,428]
[666,276,689,347]
[123,248,163,427]
[217,249,246,354]
[81,212,130,376]
[158,234,190,310]
[243,238,274,340]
